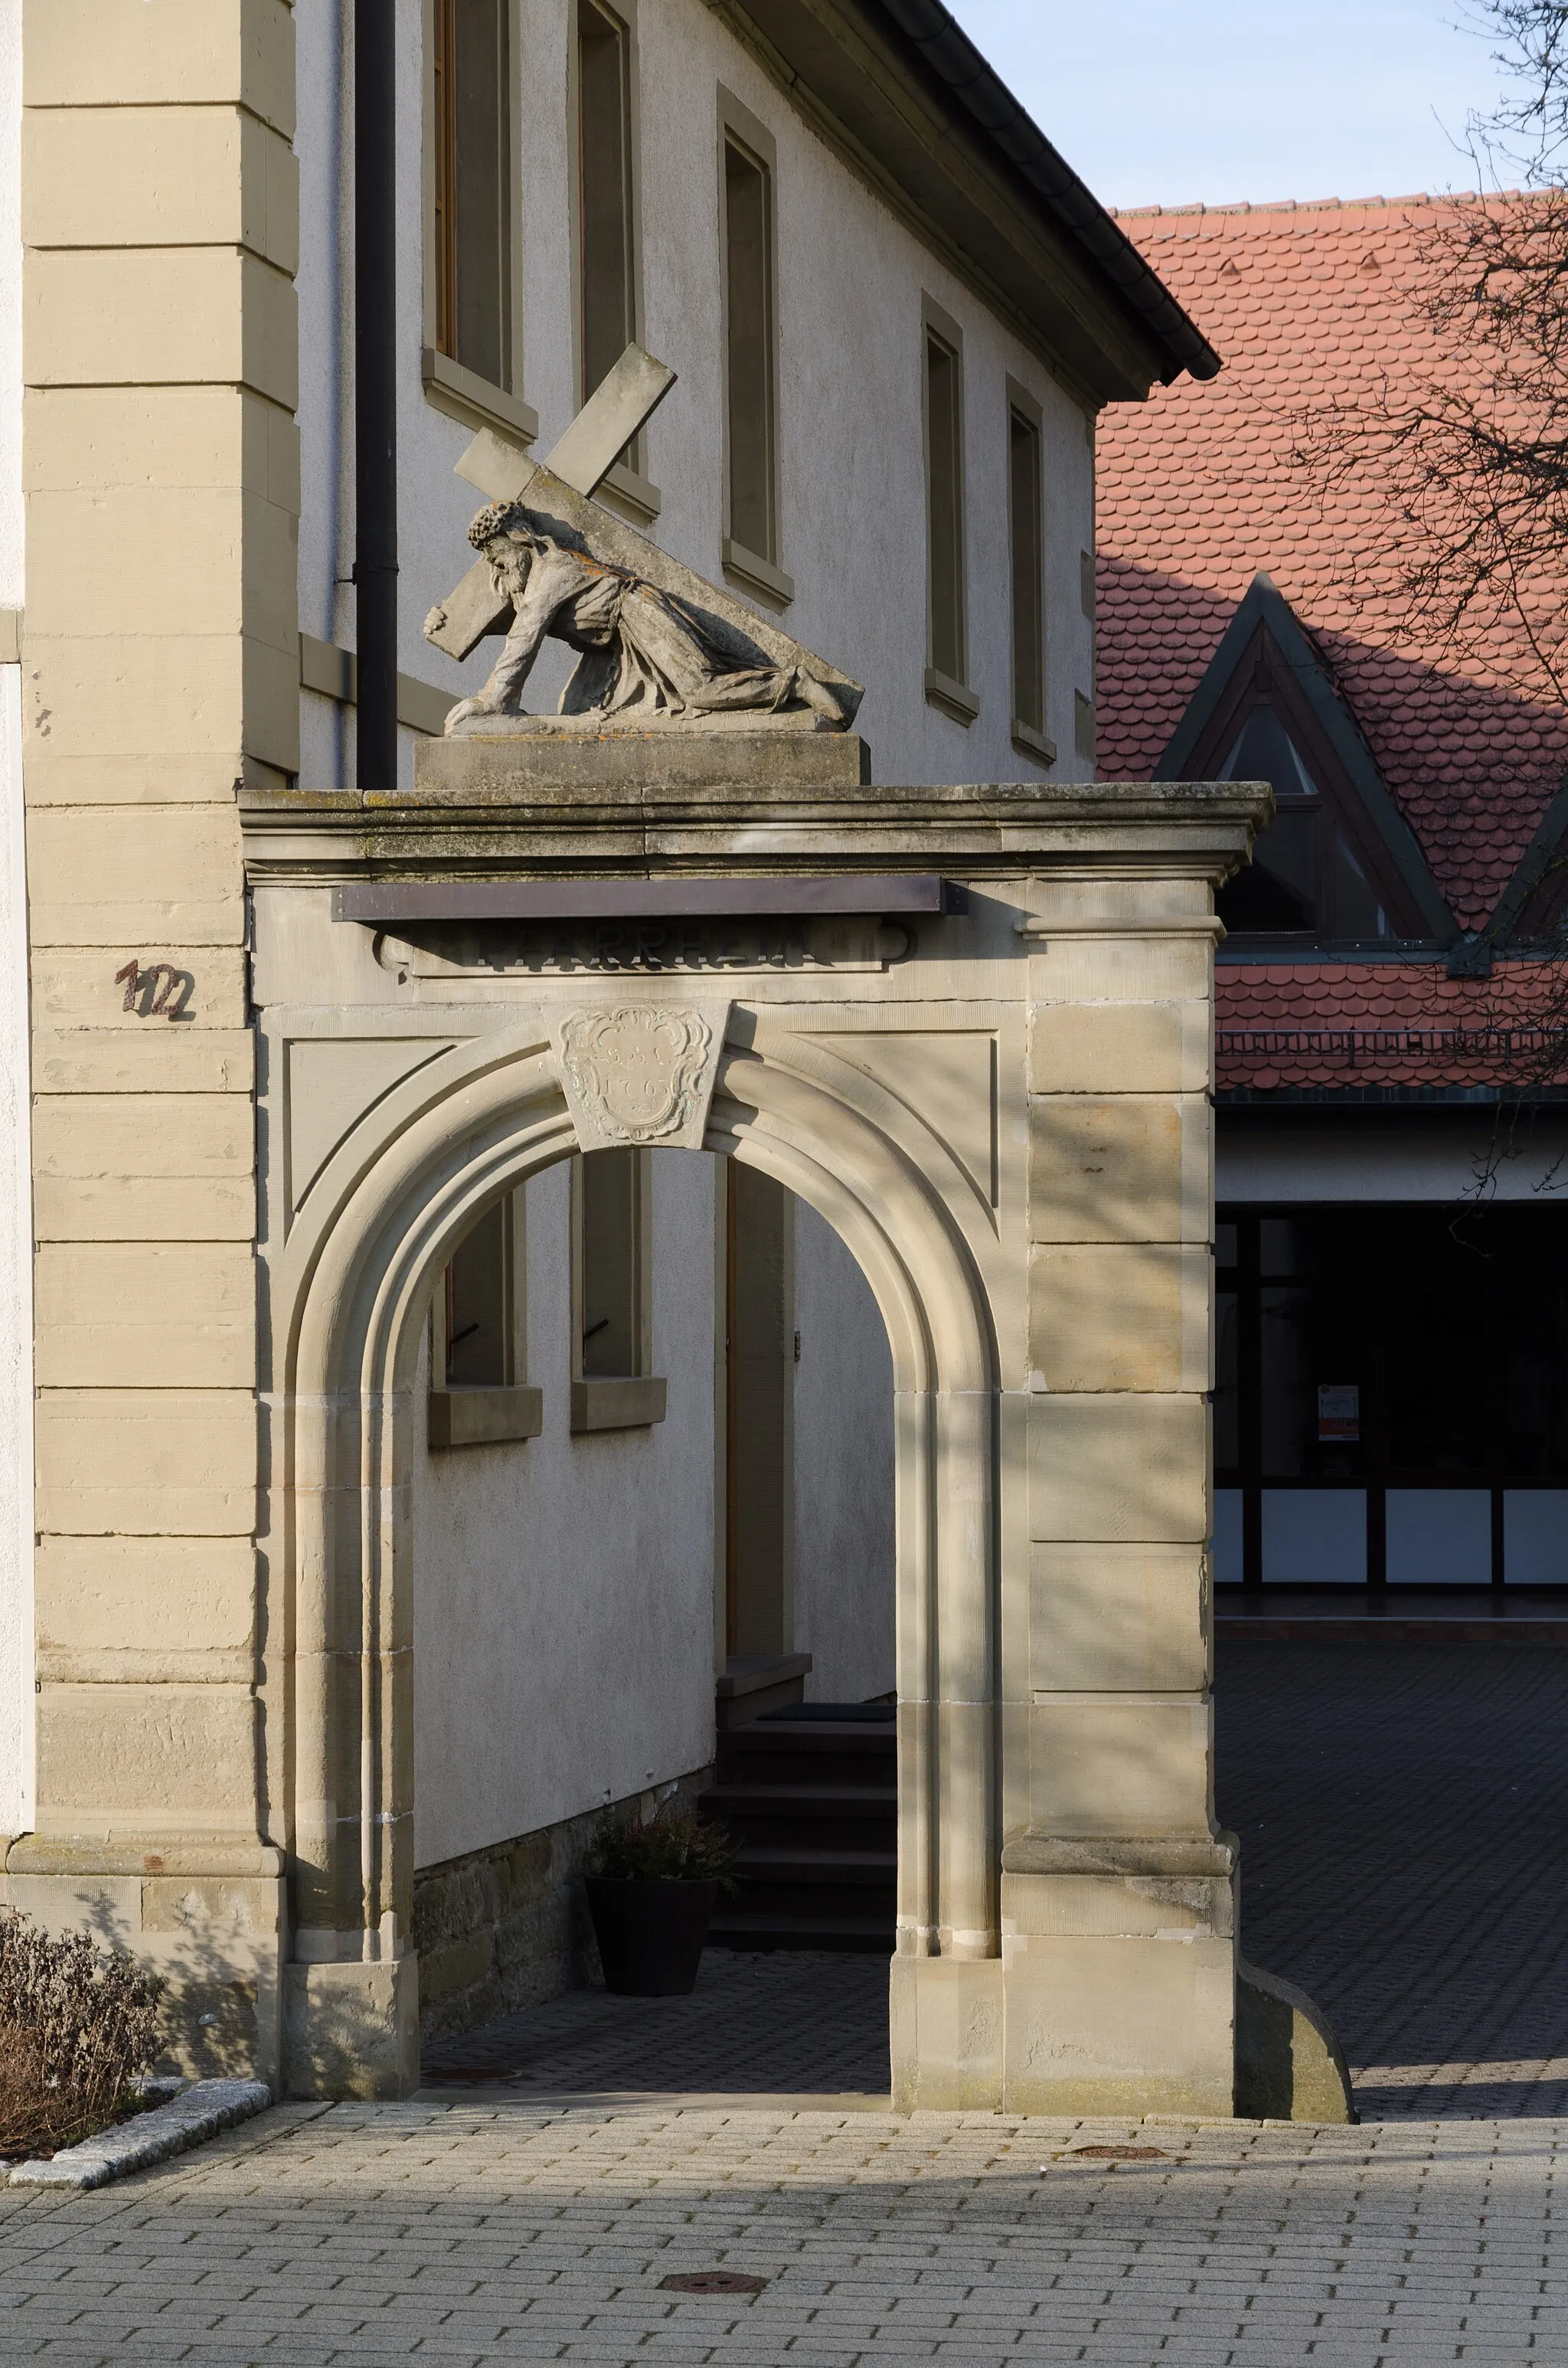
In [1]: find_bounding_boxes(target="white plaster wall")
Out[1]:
[0,663,30,1839]
[1217,1115,1568,1202]
[293,0,1099,792]
[791,1199,895,1705]
[302,0,1106,1859]
[0,0,31,1837]
[412,1152,720,1869]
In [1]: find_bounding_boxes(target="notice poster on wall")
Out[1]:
[1318,1384,1360,1443]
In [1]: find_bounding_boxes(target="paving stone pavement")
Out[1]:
[426,1641,1568,2123]
[5,1643,1568,2361]
[420,1951,891,2102]
[1,2098,1566,2366]
[1216,1641,1568,2119]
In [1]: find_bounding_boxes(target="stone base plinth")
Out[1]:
[282,1956,421,2099]
[891,1843,1243,2116]
[410,726,870,798]
[2,1837,286,2092]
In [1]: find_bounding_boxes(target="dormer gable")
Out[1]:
[1155,573,1456,953]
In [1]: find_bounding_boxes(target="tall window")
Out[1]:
[923,310,971,716]
[577,0,635,404]
[428,1191,541,1448]
[723,134,776,567]
[433,0,512,391]
[444,1197,513,1388]
[1008,397,1045,748]
[578,1149,644,1379]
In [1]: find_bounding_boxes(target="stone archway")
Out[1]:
[270,1019,999,2099]
[240,760,1305,2116]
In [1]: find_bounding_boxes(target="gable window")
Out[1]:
[923,301,975,724]
[570,1149,667,1432]
[1217,703,1389,940]
[428,1191,542,1447]
[1165,582,1445,949]
[719,93,792,607]
[1007,383,1050,763]
[423,0,536,443]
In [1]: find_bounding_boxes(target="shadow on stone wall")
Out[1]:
[410,1765,715,2042]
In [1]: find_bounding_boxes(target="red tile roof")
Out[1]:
[1217,962,1568,1091]
[1096,197,1568,932]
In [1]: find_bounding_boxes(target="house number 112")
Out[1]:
[115,959,194,1020]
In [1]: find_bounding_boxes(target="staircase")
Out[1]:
[701,1703,896,1952]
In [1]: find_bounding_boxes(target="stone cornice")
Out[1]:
[240,774,1270,886]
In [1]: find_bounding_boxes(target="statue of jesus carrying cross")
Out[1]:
[423,346,861,737]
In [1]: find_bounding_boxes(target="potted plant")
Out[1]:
[583,1800,737,1997]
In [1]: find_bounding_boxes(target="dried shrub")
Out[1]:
[0,1911,165,2157]
[586,1799,738,1889]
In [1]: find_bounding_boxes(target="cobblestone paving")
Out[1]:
[426,1642,1568,2123]
[2,2099,1566,2365]
[1216,1642,1568,2119]
[5,1644,1568,2360]
[421,1951,891,2101]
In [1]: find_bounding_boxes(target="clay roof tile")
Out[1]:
[1097,197,1568,929]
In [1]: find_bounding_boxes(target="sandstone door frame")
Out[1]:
[271,1018,1000,2095]
[240,765,1272,2111]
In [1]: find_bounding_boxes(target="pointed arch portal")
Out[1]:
[242,762,1273,2115]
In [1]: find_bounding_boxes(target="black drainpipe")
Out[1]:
[354,0,397,787]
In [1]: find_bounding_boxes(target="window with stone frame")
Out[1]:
[427,1190,542,1449]
[577,0,636,406]
[432,0,514,393]
[1008,392,1047,754]
[723,131,777,570]
[576,1148,647,1380]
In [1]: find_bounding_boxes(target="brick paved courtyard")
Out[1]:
[5,1641,1568,2363]
[422,1641,1568,2122]
[1216,1641,1568,2120]
[3,2100,1567,2363]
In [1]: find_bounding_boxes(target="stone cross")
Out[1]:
[425,344,677,662]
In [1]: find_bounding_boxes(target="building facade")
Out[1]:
[1098,195,1568,1598]
[0,0,1297,2111]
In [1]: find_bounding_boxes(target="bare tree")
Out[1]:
[1291,6,1568,1190]
[1297,3,1568,709]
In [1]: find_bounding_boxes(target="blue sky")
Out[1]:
[944,2,1518,211]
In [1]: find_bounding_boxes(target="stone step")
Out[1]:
[700,1782,897,1856]
[717,1721,898,1787]
[707,1908,893,1954]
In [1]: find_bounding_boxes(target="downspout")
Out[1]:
[355,0,397,787]
[353,0,397,1961]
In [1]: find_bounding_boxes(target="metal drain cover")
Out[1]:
[660,2272,769,2295]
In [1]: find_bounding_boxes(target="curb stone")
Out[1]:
[8,2079,273,2189]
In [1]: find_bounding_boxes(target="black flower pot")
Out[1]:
[584,1876,719,1996]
